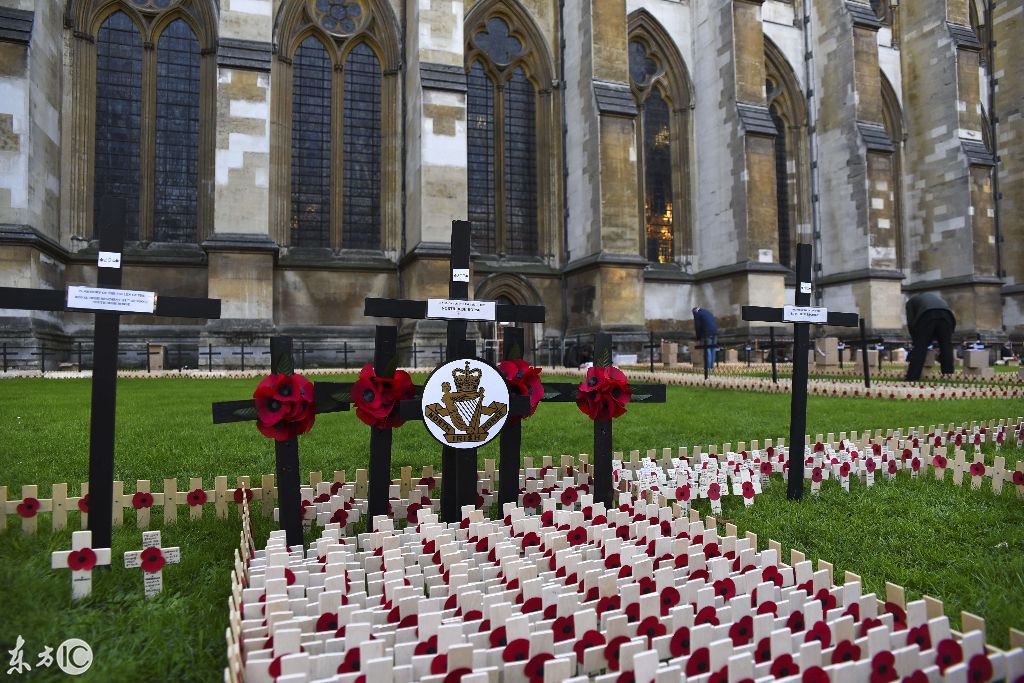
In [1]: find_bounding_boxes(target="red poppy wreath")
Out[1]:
[576,366,632,421]
[253,373,316,441]
[350,364,415,429]
[497,359,543,420]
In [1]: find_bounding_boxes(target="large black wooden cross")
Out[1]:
[741,243,859,500]
[363,220,545,521]
[212,336,351,546]
[0,198,221,549]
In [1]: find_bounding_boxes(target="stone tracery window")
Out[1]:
[628,11,693,266]
[275,0,399,251]
[466,16,538,257]
[82,2,214,244]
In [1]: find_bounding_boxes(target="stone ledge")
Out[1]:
[420,63,467,93]
[817,268,905,286]
[736,103,778,136]
[643,264,695,283]
[0,224,66,261]
[946,22,982,50]
[0,7,32,46]
[961,139,995,166]
[217,39,273,72]
[564,251,648,274]
[693,260,790,282]
[593,81,637,117]
[857,121,895,152]
[277,248,396,270]
[903,274,1004,292]
[845,1,881,29]
[201,233,279,254]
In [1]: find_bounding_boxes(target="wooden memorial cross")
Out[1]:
[643,330,657,372]
[496,332,666,507]
[0,197,221,549]
[742,243,859,500]
[51,530,112,600]
[212,336,350,546]
[123,530,180,598]
[363,220,544,521]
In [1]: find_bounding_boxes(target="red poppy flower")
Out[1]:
[67,547,97,571]
[550,614,575,643]
[636,615,666,645]
[902,671,929,683]
[967,654,993,683]
[604,635,630,671]
[443,669,472,683]
[933,455,948,468]
[935,639,963,672]
[815,588,837,611]
[787,610,805,633]
[906,625,930,650]
[132,491,154,510]
[522,492,541,509]
[187,488,207,506]
[757,600,778,617]
[316,612,338,632]
[860,617,884,638]
[559,487,579,507]
[884,602,907,630]
[233,487,253,504]
[1013,471,1024,486]
[970,462,986,477]
[708,483,721,501]
[762,565,783,586]
[663,626,690,658]
[567,526,587,546]
[502,638,530,663]
[840,463,851,478]
[77,494,89,513]
[140,546,166,573]
[524,653,554,682]
[676,484,691,501]
[255,372,316,440]
[729,615,753,645]
[832,639,861,664]
[866,458,877,473]
[802,666,829,683]
[330,508,348,526]
[624,601,641,623]
[577,366,632,421]
[596,595,621,616]
[695,605,719,626]
[760,461,773,476]
[16,497,40,518]
[574,629,605,663]
[497,359,543,420]
[805,621,831,648]
[754,637,772,663]
[336,648,360,673]
[742,481,756,499]
[887,460,898,474]
[771,654,800,678]
[714,577,736,600]
[870,651,898,683]
[686,647,711,676]
[660,586,681,615]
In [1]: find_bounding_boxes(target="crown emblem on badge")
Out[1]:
[452,362,483,393]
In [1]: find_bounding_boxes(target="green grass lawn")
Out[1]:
[0,376,1021,681]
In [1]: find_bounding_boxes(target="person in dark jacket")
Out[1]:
[905,292,956,380]
[692,307,718,370]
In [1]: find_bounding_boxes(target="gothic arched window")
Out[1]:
[466,16,538,257]
[628,11,694,265]
[275,0,400,252]
[79,1,216,244]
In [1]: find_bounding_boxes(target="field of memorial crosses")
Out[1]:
[1,225,1023,682]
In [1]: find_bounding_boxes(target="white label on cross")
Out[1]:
[124,530,180,598]
[67,286,156,314]
[783,305,828,324]
[426,298,496,321]
[97,251,122,269]
[800,282,812,294]
[451,268,470,283]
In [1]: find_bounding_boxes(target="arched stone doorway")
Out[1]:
[474,273,547,364]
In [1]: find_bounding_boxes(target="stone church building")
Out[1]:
[0,0,1020,366]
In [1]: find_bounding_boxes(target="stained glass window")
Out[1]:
[629,41,658,88]
[342,43,382,249]
[154,19,200,243]
[94,11,142,241]
[290,36,332,248]
[503,67,537,256]
[769,103,791,268]
[467,61,497,254]
[643,89,673,264]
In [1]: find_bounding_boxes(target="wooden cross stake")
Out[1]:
[51,530,112,600]
[123,530,180,598]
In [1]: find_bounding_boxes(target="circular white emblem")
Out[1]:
[56,638,93,675]
[421,358,510,449]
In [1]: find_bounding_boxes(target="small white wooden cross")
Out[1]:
[51,530,111,600]
[124,530,180,598]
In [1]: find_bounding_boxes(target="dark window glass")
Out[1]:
[467,61,496,254]
[94,12,142,241]
[770,103,791,268]
[342,43,381,249]
[629,41,658,87]
[474,17,522,66]
[503,67,537,256]
[643,89,673,264]
[291,36,332,248]
[154,19,200,243]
